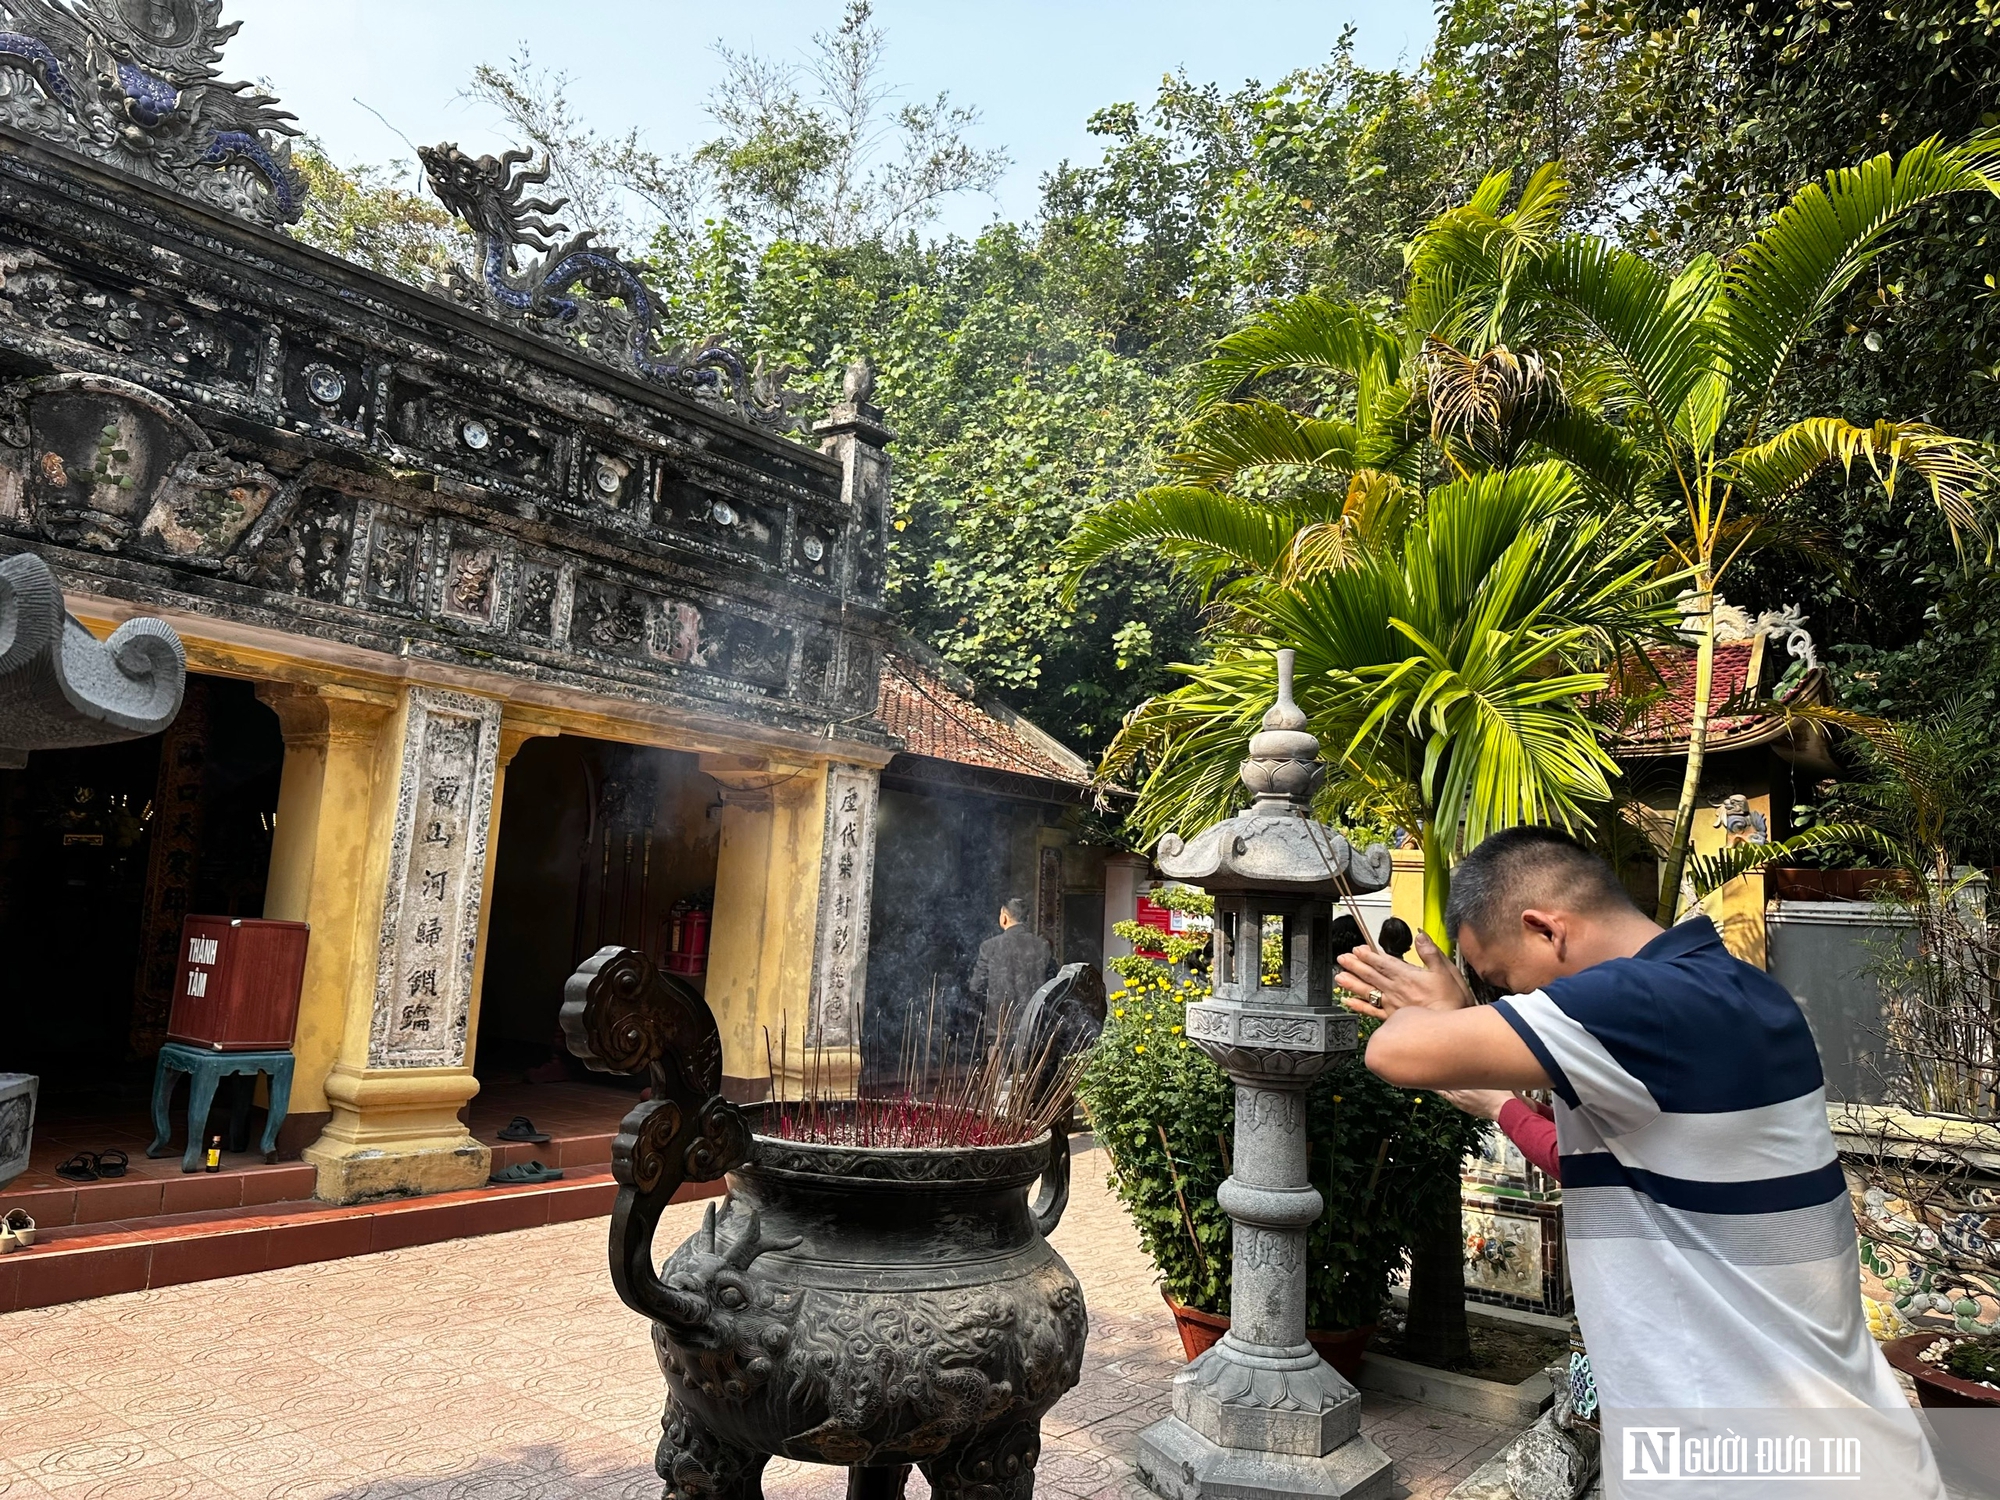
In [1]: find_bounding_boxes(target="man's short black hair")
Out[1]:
[1445,826,1636,944]
[1002,897,1030,923]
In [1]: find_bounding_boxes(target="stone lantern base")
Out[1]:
[1136,1417,1394,1500]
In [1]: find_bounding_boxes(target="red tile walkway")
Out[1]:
[0,1143,1512,1500]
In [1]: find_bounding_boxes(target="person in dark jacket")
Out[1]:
[969,897,1052,1045]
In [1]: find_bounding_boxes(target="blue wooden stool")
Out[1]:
[146,1043,295,1173]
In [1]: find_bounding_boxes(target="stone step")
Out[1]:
[0,1170,722,1314]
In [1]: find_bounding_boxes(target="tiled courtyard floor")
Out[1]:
[0,1144,1512,1500]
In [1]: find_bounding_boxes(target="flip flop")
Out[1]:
[96,1150,128,1179]
[497,1116,550,1144]
[488,1160,563,1186]
[4,1209,35,1248]
[55,1152,99,1183]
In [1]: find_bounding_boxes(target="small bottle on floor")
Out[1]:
[205,1135,221,1173]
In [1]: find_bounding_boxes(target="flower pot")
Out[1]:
[1162,1291,1375,1382]
[0,1074,36,1191]
[1884,1332,2000,1486]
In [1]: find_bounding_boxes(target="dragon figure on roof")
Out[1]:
[0,0,301,227]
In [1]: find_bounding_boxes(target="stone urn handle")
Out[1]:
[561,946,751,1327]
[1029,1121,1072,1238]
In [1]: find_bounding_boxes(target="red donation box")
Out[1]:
[166,916,311,1052]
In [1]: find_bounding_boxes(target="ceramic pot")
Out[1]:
[1162,1291,1375,1381]
[647,1107,1087,1500]
[1883,1332,2000,1485]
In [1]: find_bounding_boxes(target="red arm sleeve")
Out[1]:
[1496,1097,1562,1182]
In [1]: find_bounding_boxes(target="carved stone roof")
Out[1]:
[0,127,895,752]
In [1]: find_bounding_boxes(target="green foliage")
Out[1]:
[290,148,472,284]
[1077,969,1482,1329]
[1946,1338,2000,1383]
[1581,0,2000,865]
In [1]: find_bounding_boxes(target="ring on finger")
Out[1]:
[1367,989,1383,1004]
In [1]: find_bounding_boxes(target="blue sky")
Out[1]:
[222,1,1435,239]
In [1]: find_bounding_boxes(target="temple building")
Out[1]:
[0,0,1112,1253]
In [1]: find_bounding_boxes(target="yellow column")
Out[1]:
[258,681,398,1121]
[700,755,831,1099]
[301,685,510,1202]
[1388,847,1426,949]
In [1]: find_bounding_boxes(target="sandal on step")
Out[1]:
[96,1150,128,1179]
[496,1115,550,1144]
[488,1160,563,1186]
[55,1152,99,1183]
[3,1209,34,1248]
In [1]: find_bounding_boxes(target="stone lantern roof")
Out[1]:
[1154,650,1391,897]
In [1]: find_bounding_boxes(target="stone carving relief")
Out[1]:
[361,511,422,609]
[434,536,509,628]
[514,563,563,640]
[0,371,285,559]
[1237,1227,1303,1275]
[1238,1013,1320,1046]
[368,688,502,1069]
[574,576,647,654]
[0,254,261,390]
[138,447,278,558]
[655,599,703,666]
[809,764,879,1047]
[0,0,303,228]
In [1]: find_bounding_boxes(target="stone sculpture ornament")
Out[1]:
[562,945,1088,1500]
[0,549,185,766]
[419,142,810,433]
[0,0,301,226]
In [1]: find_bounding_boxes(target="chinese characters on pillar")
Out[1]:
[368,689,502,1067]
[809,765,879,1047]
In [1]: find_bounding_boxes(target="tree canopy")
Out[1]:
[289,0,2000,862]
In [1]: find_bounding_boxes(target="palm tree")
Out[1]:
[1414,140,2000,918]
[1087,462,1672,940]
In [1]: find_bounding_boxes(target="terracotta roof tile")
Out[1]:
[1608,641,1819,753]
[877,651,1091,788]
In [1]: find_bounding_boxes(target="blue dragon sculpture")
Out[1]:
[419,142,810,432]
[0,0,301,227]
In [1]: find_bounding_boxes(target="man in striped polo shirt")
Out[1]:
[1335,826,1943,1500]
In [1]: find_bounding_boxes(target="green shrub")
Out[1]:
[1078,958,1481,1331]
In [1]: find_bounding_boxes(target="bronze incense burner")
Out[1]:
[563,948,1091,1500]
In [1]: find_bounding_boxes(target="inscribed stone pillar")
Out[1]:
[302,685,506,1202]
[806,762,880,1085]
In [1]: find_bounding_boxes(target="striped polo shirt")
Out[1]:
[1492,919,1934,1451]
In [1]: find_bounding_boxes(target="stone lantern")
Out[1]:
[1135,649,1396,1500]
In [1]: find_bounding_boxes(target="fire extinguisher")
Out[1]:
[665,893,711,975]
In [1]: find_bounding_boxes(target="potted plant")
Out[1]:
[1079,886,1479,1378]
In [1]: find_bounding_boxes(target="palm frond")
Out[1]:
[1715,137,2000,431]
[1165,400,1363,489]
[1061,485,1348,603]
[1405,164,1574,347]
[1687,824,1908,899]
[1189,294,1402,415]
[1725,417,1995,549]
[1512,236,1719,447]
